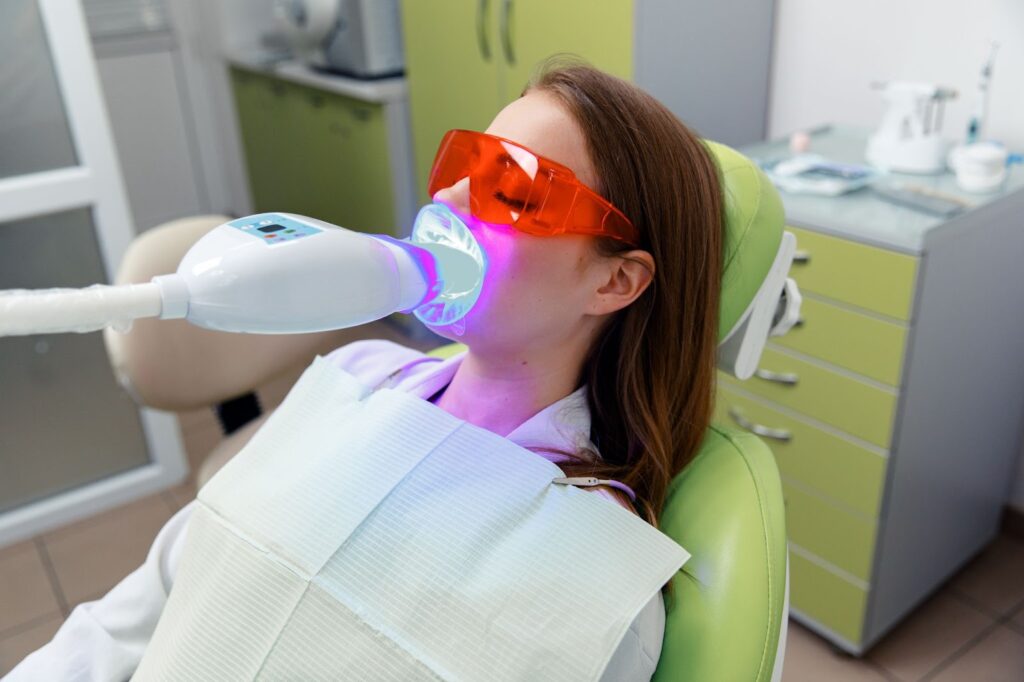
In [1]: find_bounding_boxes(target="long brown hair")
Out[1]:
[527,60,724,527]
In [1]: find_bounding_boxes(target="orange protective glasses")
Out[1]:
[428,129,639,246]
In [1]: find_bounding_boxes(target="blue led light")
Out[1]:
[411,203,487,327]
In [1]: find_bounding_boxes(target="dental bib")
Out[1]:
[134,357,688,681]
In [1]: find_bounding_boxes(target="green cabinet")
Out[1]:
[729,126,1024,655]
[399,0,634,204]
[230,66,396,234]
[718,223,914,649]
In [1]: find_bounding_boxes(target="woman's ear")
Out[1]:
[589,250,655,315]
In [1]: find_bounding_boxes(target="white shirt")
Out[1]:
[7,340,668,681]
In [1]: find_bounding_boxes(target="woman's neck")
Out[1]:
[434,347,586,437]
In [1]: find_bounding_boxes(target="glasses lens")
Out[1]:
[429,131,636,244]
[428,132,472,196]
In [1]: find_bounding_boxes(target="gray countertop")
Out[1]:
[225,52,407,104]
[740,125,1024,254]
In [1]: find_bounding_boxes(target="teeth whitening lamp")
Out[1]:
[0,204,486,338]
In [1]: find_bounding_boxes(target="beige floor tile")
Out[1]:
[929,625,1024,682]
[42,493,174,609]
[783,621,891,682]
[1008,605,1024,636]
[0,543,61,634]
[947,534,1024,617]
[867,591,992,680]
[0,613,63,676]
[0,539,36,563]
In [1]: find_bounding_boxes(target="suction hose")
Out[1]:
[0,204,486,337]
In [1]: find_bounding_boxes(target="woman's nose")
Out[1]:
[432,176,471,216]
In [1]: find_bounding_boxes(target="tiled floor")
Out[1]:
[2,323,1023,678]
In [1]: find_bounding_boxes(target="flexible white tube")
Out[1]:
[0,282,163,336]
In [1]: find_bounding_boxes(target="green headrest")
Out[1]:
[706,142,785,341]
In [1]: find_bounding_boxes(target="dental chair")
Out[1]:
[104,144,796,681]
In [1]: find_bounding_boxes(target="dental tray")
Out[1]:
[761,154,882,196]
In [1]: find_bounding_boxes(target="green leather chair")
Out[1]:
[431,143,795,681]
[653,146,792,682]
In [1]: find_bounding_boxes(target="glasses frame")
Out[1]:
[428,129,640,246]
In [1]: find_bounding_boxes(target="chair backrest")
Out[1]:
[653,427,787,681]
[653,142,789,681]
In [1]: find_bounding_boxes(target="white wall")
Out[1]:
[160,0,270,218]
[216,0,279,56]
[769,0,1024,149]
[769,0,1024,512]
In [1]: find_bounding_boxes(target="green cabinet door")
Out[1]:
[400,0,502,204]
[289,84,396,234]
[288,86,339,223]
[231,68,396,235]
[500,0,634,102]
[232,68,302,214]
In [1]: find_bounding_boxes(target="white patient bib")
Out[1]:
[134,357,688,681]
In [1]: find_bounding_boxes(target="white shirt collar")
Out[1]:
[393,351,598,463]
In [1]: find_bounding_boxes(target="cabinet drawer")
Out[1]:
[790,550,867,645]
[787,226,917,321]
[715,388,886,517]
[773,296,908,386]
[784,483,877,582]
[720,348,898,448]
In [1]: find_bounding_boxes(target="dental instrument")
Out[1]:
[866,81,958,174]
[0,203,486,338]
[966,42,999,144]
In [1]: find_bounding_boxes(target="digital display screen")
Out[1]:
[258,224,284,233]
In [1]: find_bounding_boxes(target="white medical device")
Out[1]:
[0,204,486,338]
[866,81,958,174]
[274,0,404,79]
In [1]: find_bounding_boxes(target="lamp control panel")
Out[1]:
[228,213,323,245]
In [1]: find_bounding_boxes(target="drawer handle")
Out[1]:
[755,369,799,386]
[728,407,792,442]
[500,0,516,65]
[792,250,811,264]
[476,0,492,62]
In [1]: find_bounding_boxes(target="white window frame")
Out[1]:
[0,0,187,546]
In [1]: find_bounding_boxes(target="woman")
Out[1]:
[9,62,723,681]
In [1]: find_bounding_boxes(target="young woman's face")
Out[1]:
[429,91,611,355]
